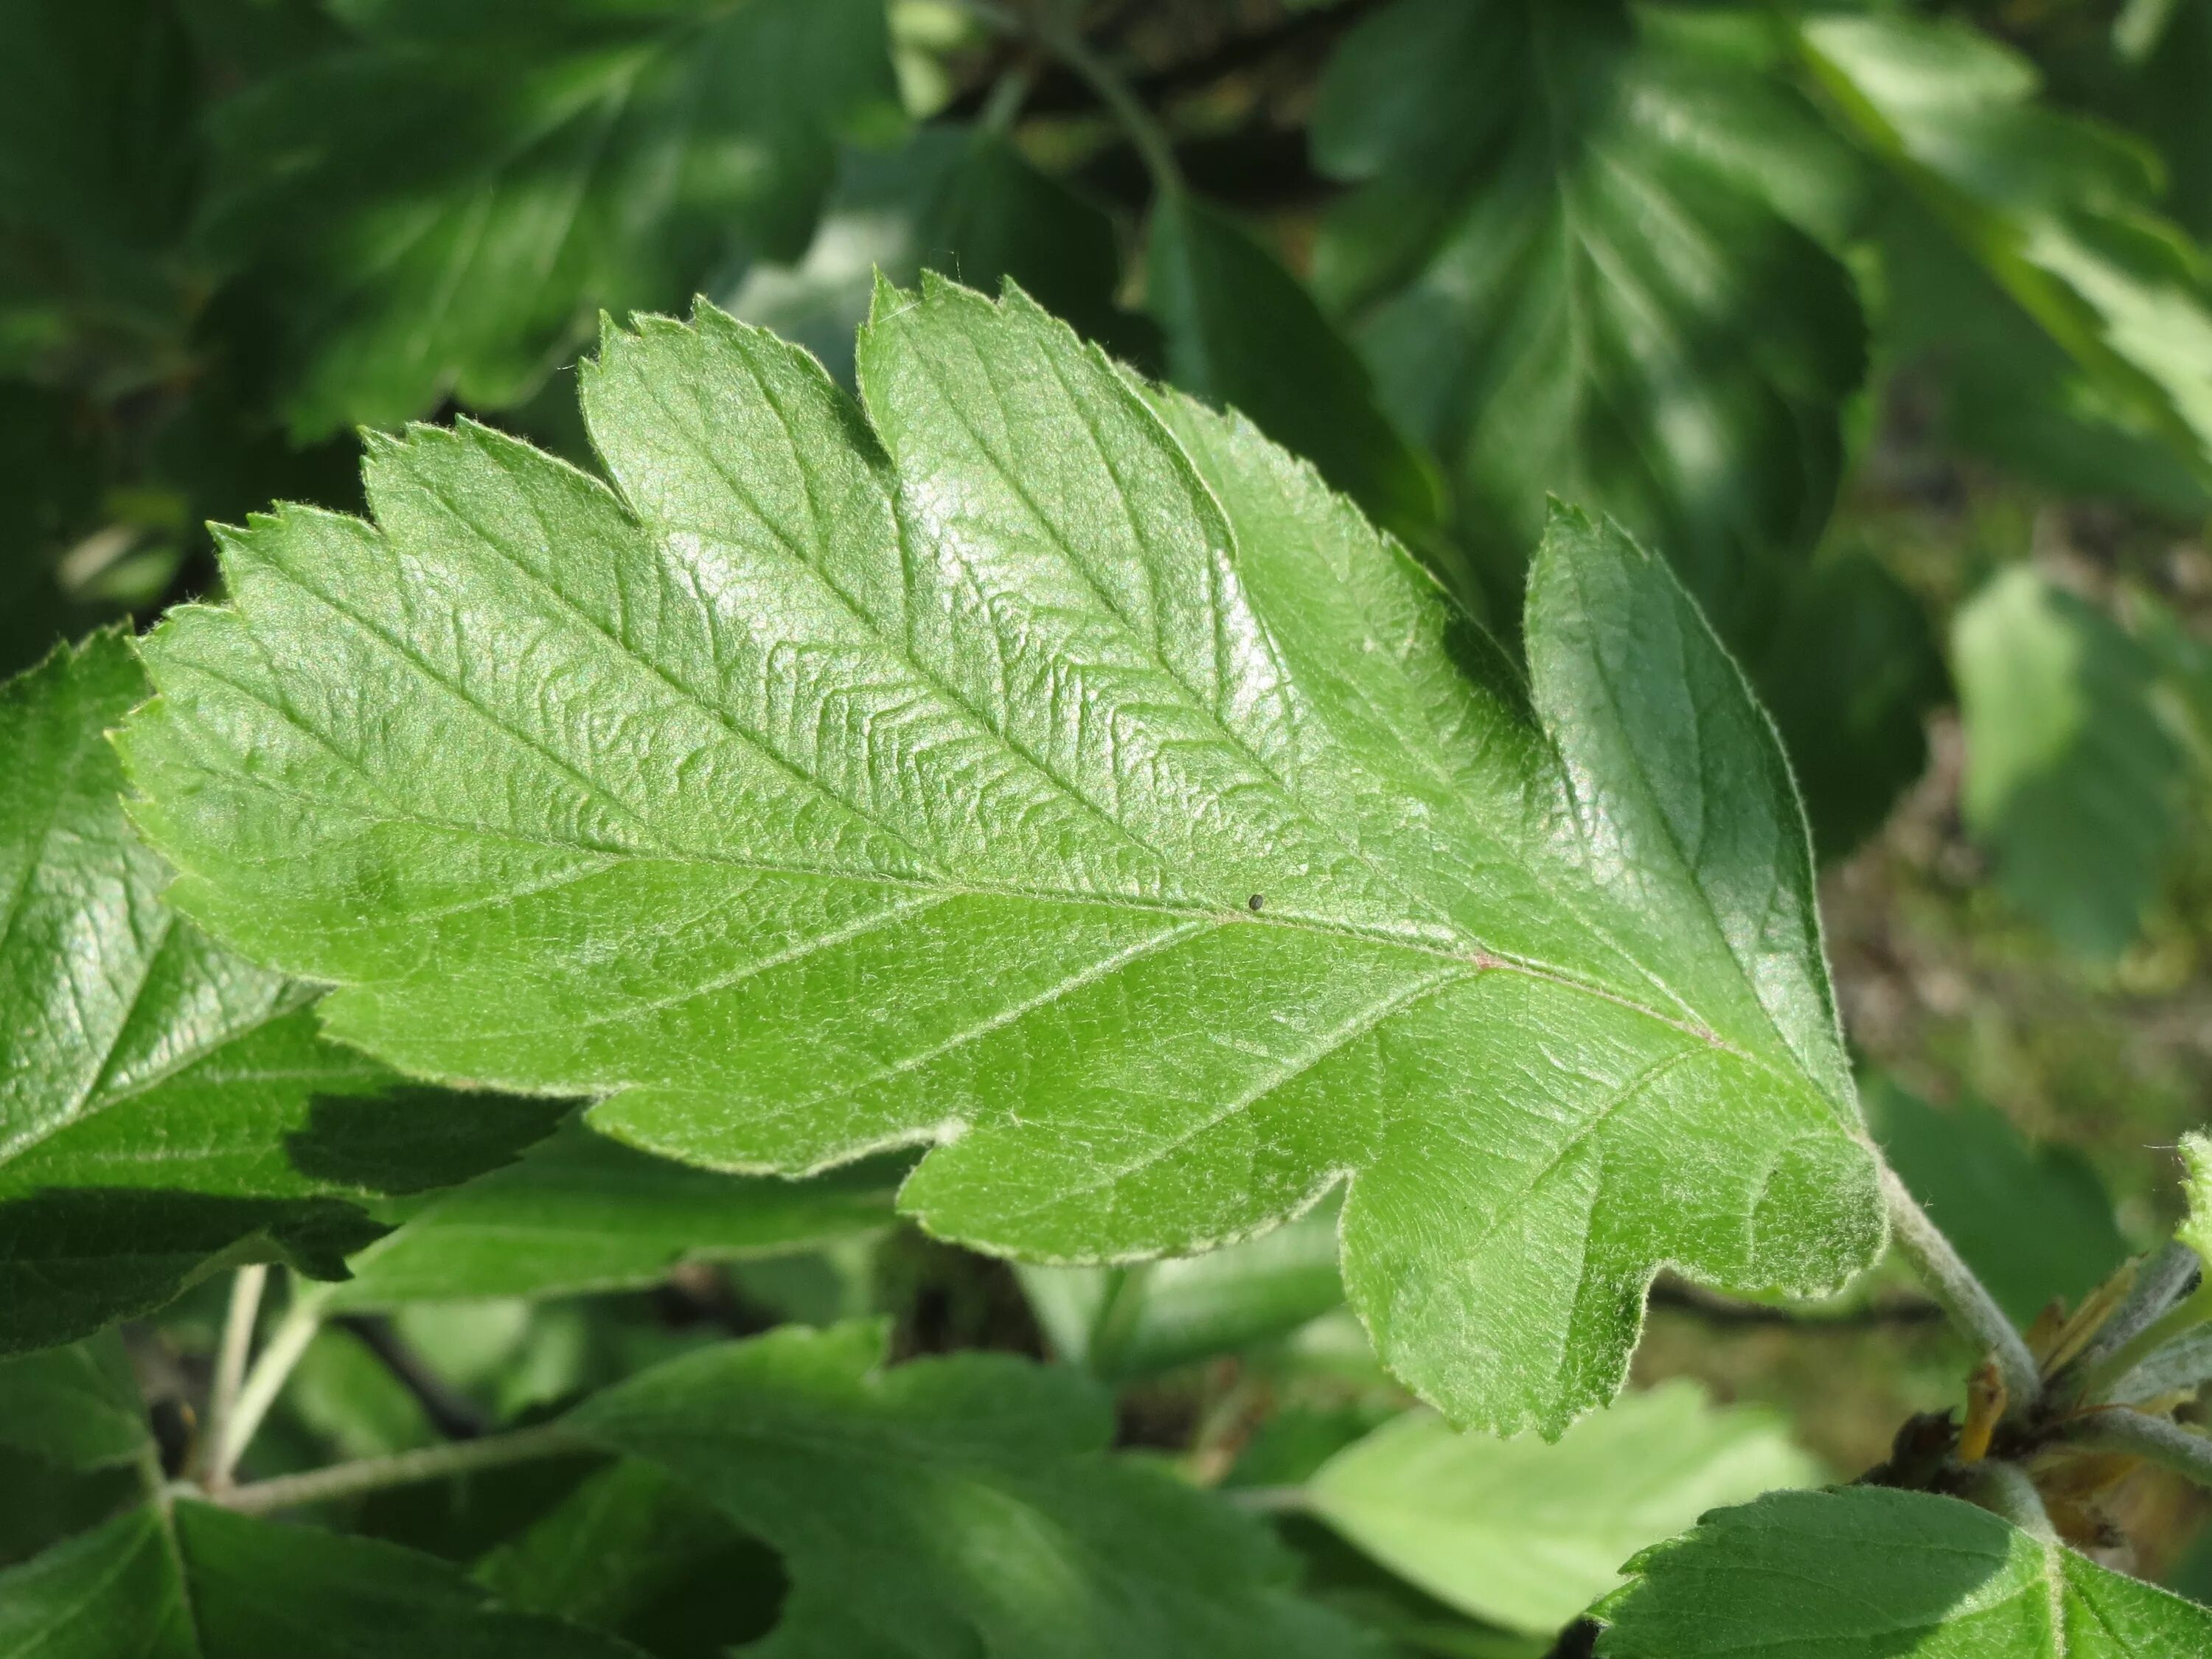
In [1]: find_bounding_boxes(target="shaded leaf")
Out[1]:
[0,0,199,395]
[1307,1380,1822,1636]
[0,1332,150,1470]
[120,282,1882,1436]
[1753,554,1947,859]
[0,1503,647,1658]
[327,1125,901,1310]
[0,632,563,1354]
[567,1321,1373,1658]
[727,122,1144,386]
[1020,1200,1344,1381]
[476,1460,787,1659]
[1952,567,2184,955]
[1873,189,2212,518]
[200,0,904,436]
[1868,1075,2127,1327]
[1311,0,1864,636]
[1145,191,1441,545]
[1596,1486,2212,1656]
[1802,12,2212,484]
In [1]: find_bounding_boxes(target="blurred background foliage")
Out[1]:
[6,0,2212,1648]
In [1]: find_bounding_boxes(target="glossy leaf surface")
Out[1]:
[122,281,1882,1435]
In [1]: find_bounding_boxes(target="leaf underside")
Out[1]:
[122,276,1881,1435]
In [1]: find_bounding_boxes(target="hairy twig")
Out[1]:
[1879,1164,2041,1419]
[2065,1408,2212,1490]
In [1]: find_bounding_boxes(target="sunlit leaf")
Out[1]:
[1307,1380,1822,1635]
[120,281,1882,1436]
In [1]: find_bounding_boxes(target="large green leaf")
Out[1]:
[1307,1380,1822,1637]
[120,280,1883,1436]
[564,1321,1371,1658]
[1310,0,1865,635]
[726,122,1144,387]
[1801,12,2212,484]
[199,0,902,437]
[1595,1486,2212,1656]
[327,1125,901,1309]
[1145,191,1441,546]
[0,1503,645,1658]
[1952,567,2184,956]
[0,632,564,1353]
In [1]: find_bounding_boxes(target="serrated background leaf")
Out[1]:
[1597,1486,2212,1656]
[568,1321,1375,1658]
[1311,0,1865,637]
[199,0,904,436]
[0,633,564,1352]
[0,1502,648,1659]
[1952,566,2185,955]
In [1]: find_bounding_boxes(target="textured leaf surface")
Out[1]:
[0,633,563,1353]
[1309,1380,1822,1636]
[1952,567,2183,956]
[566,1321,1372,1658]
[1868,1076,2126,1326]
[0,1332,149,1470]
[327,1125,901,1309]
[1310,0,1864,634]
[1596,1486,2212,1657]
[1802,13,2212,481]
[200,0,902,436]
[0,1503,644,1659]
[1145,191,1441,544]
[122,281,1882,1434]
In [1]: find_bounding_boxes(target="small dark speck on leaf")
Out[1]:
[1248,894,1264,912]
